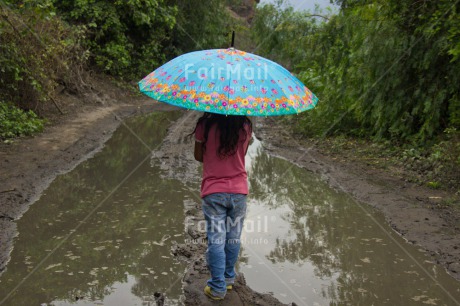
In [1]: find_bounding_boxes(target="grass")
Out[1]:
[294,130,460,201]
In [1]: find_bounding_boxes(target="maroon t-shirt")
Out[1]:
[195,121,252,198]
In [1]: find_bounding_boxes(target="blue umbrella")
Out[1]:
[138,48,318,116]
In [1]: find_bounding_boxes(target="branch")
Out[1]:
[304,14,330,21]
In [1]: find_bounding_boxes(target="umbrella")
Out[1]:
[138,48,318,116]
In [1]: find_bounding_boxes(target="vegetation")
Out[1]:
[51,0,238,78]
[0,0,236,140]
[0,0,458,191]
[0,102,44,140]
[251,0,460,192]
[252,0,460,140]
[172,0,236,53]
[51,0,177,78]
[0,0,88,115]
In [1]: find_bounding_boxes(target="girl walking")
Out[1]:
[192,112,252,300]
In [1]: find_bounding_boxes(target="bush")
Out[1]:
[251,0,460,142]
[0,0,88,111]
[0,102,45,140]
[52,0,177,79]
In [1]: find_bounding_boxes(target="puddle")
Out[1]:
[0,112,189,305]
[1,113,459,306]
[240,138,460,305]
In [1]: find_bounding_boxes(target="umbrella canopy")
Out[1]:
[138,48,318,116]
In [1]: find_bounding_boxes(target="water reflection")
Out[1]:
[0,112,189,305]
[2,114,459,306]
[241,142,460,305]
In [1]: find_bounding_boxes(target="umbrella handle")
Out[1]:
[231,31,235,48]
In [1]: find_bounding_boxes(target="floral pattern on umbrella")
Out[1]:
[139,48,318,116]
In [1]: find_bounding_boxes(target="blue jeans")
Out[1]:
[202,193,247,298]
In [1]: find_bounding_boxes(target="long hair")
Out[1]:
[191,113,252,158]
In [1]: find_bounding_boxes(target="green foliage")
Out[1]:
[0,0,88,109]
[172,0,234,53]
[0,102,45,140]
[52,0,178,78]
[51,0,236,79]
[251,0,460,141]
[0,0,241,142]
[426,181,441,189]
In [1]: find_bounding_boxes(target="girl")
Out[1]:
[192,112,252,300]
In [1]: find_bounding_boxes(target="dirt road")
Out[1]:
[0,102,286,305]
[1,98,459,304]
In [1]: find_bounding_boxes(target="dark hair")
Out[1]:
[191,113,252,158]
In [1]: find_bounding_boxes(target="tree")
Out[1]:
[52,0,178,78]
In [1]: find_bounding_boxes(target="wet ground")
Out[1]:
[241,138,460,305]
[0,112,189,305]
[1,111,459,305]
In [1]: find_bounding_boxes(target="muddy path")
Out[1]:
[0,103,286,305]
[1,101,459,304]
[0,101,174,275]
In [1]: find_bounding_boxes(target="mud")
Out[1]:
[1,89,459,304]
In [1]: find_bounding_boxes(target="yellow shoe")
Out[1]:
[226,284,233,290]
[204,286,224,300]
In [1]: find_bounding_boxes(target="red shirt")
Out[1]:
[195,120,252,198]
